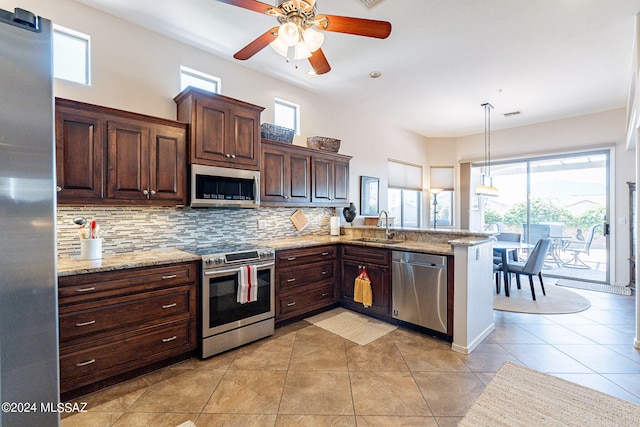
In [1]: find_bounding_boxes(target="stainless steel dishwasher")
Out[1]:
[392,251,448,334]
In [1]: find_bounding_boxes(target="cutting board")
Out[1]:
[290,209,309,231]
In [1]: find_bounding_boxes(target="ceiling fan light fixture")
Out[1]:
[270,37,289,57]
[278,22,299,46]
[294,41,312,60]
[302,27,324,52]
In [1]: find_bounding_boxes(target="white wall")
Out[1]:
[2,0,431,217]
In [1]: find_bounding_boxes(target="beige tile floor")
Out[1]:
[62,288,639,427]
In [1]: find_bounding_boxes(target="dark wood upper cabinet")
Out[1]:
[106,120,150,200]
[311,153,350,206]
[174,87,264,170]
[55,107,104,201]
[55,98,188,206]
[261,140,311,205]
[261,139,351,207]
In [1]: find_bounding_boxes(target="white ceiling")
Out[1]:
[75,0,640,137]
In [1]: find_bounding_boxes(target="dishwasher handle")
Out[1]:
[392,259,446,269]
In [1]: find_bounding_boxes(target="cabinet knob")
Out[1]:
[231,154,236,159]
[150,190,156,195]
[225,154,231,158]
[56,186,62,192]
[143,189,149,195]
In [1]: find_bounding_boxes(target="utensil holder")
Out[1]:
[80,238,102,260]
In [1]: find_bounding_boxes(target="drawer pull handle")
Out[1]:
[322,292,329,297]
[75,287,96,293]
[75,320,96,327]
[162,303,177,309]
[321,271,328,275]
[162,274,177,280]
[321,252,330,256]
[287,257,297,261]
[75,359,96,367]
[286,302,296,307]
[162,336,177,343]
[286,278,296,282]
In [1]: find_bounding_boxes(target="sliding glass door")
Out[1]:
[475,150,609,283]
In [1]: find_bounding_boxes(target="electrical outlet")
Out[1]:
[618,217,627,225]
[258,220,267,229]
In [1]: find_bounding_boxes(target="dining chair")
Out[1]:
[493,232,522,295]
[506,238,552,301]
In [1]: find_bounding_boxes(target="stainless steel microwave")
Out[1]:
[190,164,260,208]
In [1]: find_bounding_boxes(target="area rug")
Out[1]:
[305,307,397,346]
[556,279,633,296]
[494,284,590,314]
[459,361,640,427]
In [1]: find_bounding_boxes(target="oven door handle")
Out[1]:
[203,262,274,277]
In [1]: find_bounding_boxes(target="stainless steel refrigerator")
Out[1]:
[0,7,59,426]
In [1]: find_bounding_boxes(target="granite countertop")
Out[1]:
[58,233,493,277]
[252,235,457,255]
[57,248,200,277]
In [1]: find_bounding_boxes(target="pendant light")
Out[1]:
[476,102,499,197]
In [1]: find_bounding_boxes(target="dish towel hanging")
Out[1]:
[237,265,258,304]
[354,266,372,308]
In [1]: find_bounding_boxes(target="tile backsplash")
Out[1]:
[57,206,335,257]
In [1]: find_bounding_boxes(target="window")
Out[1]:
[431,191,453,227]
[274,98,300,135]
[180,66,221,94]
[388,159,423,228]
[53,25,90,85]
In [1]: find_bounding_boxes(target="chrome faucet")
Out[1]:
[377,210,394,240]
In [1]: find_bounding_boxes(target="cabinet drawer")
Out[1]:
[60,319,193,385]
[278,284,335,316]
[59,263,197,303]
[278,261,334,291]
[59,286,191,342]
[277,245,336,268]
[341,245,390,265]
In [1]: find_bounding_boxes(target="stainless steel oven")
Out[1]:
[193,244,275,358]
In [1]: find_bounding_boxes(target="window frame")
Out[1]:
[180,65,221,94]
[274,97,300,135]
[53,24,90,85]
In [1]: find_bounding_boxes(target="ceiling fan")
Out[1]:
[216,0,392,75]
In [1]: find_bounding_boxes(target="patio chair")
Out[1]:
[505,238,552,301]
[562,224,601,269]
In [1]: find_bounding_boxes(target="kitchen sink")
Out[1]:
[352,238,404,245]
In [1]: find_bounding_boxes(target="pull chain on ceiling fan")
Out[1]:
[216,0,392,75]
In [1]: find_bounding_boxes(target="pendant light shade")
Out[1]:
[476,103,499,197]
[278,22,299,46]
[302,27,324,52]
[269,37,289,57]
[294,41,312,60]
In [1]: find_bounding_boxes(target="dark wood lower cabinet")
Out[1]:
[340,245,391,319]
[275,245,339,322]
[58,262,198,397]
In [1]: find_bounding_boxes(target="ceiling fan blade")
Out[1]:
[216,0,278,15]
[308,48,331,75]
[315,14,392,39]
[233,27,278,60]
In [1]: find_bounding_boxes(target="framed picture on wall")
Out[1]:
[360,176,379,215]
